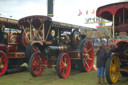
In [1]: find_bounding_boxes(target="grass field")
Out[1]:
[0,67,128,85]
[0,56,128,85]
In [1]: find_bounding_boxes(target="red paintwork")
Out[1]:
[7,45,18,52]
[0,44,6,52]
[7,52,25,58]
[67,51,81,59]
[31,41,43,46]
[18,15,87,30]
[58,53,71,78]
[96,2,128,20]
[0,51,8,76]
[31,53,45,76]
[97,2,128,16]
[18,15,52,26]
[83,41,94,72]
[8,35,20,44]
[114,39,128,45]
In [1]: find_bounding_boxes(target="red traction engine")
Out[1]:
[18,15,94,78]
[0,17,27,76]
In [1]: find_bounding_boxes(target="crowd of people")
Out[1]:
[96,44,118,84]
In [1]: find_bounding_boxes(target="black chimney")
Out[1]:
[47,0,54,17]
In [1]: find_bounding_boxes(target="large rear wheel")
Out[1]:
[56,53,71,78]
[106,54,120,84]
[28,52,45,77]
[0,51,8,76]
[78,40,94,72]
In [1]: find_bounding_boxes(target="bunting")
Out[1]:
[77,9,96,16]
[86,10,88,15]
[92,9,95,14]
[78,10,82,16]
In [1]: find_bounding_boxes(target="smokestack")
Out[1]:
[47,0,54,17]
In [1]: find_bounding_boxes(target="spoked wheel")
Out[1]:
[29,52,45,77]
[25,43,39,64]
[56,53,71,78]
[0,51,8,76]
[79,40,94,72]
[106,54,120,84]
[120,61,128,77]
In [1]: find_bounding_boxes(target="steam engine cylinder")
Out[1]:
[45,45,69,54]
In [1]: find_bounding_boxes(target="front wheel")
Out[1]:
[106,54,120,84]
[25,43,39,64]
[56,53,71,78]
[28,52,45,77]
[0,51,8,76]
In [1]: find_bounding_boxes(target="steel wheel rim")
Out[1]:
[83,41,94,71]
[31,53,45,76]
[110,55,120,83]
[0,53,8,76]
[59,53,71,78]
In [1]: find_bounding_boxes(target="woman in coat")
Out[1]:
[96,44,107,84]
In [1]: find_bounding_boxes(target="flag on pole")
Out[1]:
[78,10,82,16]
[92,9,95,14]
[86,10,88,15]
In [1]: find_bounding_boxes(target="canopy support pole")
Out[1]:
[30,24,32,41]
[112,15,115,39]
[43,24,45,41]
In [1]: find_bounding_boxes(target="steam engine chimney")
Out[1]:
[47,0,54,17]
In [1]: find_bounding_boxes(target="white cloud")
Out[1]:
[0,0,127,28]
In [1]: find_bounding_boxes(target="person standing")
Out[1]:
[107,45,119,58]
[96,44,107,84]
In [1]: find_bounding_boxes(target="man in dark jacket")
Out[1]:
[107,45,119,58]
[96,44,106,84]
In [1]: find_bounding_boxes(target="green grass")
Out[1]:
[0,56,128,85]
[0,68,128,85]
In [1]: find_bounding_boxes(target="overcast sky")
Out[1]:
[0,0,127,28]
